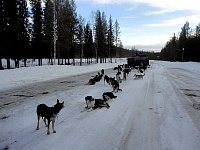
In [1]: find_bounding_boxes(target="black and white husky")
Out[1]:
[102,92,117,101]
[85,96,110,110]
[36,99,64,135]
[109,78,122,93]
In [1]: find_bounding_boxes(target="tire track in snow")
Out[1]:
[117,66,159,150]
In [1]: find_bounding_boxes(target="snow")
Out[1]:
[0,60,200,150]
[0,59,123,91]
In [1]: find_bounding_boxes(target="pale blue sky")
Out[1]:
[75,0,200,52]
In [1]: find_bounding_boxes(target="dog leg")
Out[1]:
[52,119,56,133]
[43,118,47,127]
[36,115,40,130]
[112,86,115,93]
[47,119,50,135]
[92,104,98,110]
[85,100,90,109]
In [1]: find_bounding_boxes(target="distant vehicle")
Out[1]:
[127,53,149,67]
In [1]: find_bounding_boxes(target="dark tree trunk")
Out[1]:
[14,59,19,68]
[24,58,27,67]
[0,59,3,70]
[7,58,11,69]
[38,59,42,66]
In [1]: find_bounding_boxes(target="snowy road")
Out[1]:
[0,61,200,150]
[0,68,114,111]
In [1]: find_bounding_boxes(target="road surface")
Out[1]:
[0,61,200,150]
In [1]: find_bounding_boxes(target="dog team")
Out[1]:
[85,64,133,112]
[36,63,147,135]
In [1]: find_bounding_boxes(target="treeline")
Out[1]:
[160,21,200,62]
[0,0,133,69]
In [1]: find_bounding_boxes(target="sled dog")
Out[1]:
[86,73,103,85]
[85,96,110,110]
[109,78,122,92]
[116,72,122,83]
[134,73,145,79]
[102,92,117,101]
[36,99,64,135]
[104,75,111,85]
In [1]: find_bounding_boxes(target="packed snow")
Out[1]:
[0,59,200,150]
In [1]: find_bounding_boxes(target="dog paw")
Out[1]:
[47,131,50,135]
[36,127,39,130]
[53,130,56,133]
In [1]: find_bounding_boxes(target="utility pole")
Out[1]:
[182,48,184,62]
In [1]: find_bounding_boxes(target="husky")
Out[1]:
[116,72,122,83]
[104,75,111,85]
[85,96,110,110]
[109,78,122,93]
[86,73,103,85]
[123,68,131,76]
[93,73,103,82]
[36,99,64,135]
[134,73,145,79]
[123,71,127,80]
[102,92,117,101]
[86,78,96,85]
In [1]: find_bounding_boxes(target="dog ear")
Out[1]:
[57,99,59,103]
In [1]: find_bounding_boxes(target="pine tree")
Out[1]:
[17,0,30,60]
[94,10,107,63]
[84,23,93,63]
[100,12,107,62]
[114,19,120,58]
[160,21,200,61]
[178,21,190,61]
[195,23,200,38]
[2,0,18,68]
[76,15,85,66]
[0,0,5,69]
[107,15,114,63]
[94,10,100,63]
[44,0,54,62]
[0,0,30,68]
[30,0,44,65]
[56,0,77,64]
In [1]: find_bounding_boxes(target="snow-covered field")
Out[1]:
[0,60,200,150]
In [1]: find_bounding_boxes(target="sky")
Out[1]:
[75,0,200,52]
